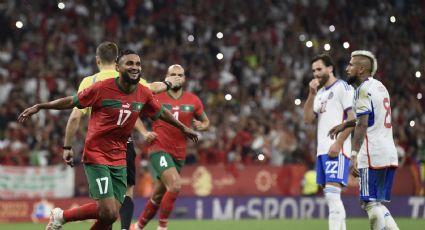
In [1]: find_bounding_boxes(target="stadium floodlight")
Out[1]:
[216,32,223,39]
[216,53,224,60]
[15,21,23,29]
[257,153,265,161]
[306,41,313,48]
[324,43,331,51]
[410,120,415,127]
[343,42,350,49]
[415,71,421,78]
[294,98,301,106]
[58,2,65,9]
[224,93,232,101]
[390,16,396,23]
[329,25,335,32]
[417,93,422,100]
[299,34,306,42]
[187,35,194,42]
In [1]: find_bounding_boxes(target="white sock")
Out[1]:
[363,202,385,230]
[324,185,346,230]
[380,204,399,230]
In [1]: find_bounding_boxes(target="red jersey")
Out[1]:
[149,91,205,160]
[73,78,163,166]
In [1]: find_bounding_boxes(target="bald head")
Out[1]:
[167,64,184,74]
[166,64,185,91]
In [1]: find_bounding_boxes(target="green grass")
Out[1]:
[0,218,423,230]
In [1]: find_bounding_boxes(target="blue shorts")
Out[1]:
[316,154,350,186]
[359,167,396,202]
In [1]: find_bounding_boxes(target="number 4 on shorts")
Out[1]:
[160,156,168,167]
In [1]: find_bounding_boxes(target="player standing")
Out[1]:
[303,54,355,230]
[329,50,399,230]
[63,41,181,230]
[18,50,198,230]
[133,64,210,230]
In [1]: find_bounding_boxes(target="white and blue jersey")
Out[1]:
[313,79,354,186]
[353,77,398,201]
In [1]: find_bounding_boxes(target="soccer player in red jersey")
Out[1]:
[18,51,198,230]
[133,64,210,230]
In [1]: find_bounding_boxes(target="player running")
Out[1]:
[63,41,181,230]
[132,64,210,230]
[18,50,198,230]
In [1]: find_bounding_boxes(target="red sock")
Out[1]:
[63,202,99,222]
[90,220,112,230]
[137,199,159,228]
[158,191,179,228]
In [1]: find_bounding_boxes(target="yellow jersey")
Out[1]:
[76,69,149,115]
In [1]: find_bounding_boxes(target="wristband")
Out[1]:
[63,146,72,150]
[163,81,172,91]
[351,150,358,157]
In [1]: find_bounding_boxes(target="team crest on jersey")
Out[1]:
[328,92,334,100]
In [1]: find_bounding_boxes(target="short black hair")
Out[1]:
[96,42,118,64]
[311,54,336,75]
[116,49,139,63]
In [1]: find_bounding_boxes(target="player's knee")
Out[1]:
[98,206,118,224]
[361,201,379,211]
[167,179,181,192]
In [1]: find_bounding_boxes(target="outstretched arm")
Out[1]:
[18,96,75,122]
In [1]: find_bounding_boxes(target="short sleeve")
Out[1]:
[74,82,101,109]
[76,76,94,114]
[340,83,354,112]
[141,92,163,120]
[355,86,372,116]
[194,96,206,120]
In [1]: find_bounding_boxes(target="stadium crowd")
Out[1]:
[0,0,424,169]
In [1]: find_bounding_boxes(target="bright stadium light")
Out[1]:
[15,21,23,29]
[410,120,415,127]
[306,41,313,48]
[417,93,423,100]
[58,2,65,9]
[390,16,396,23]
[258,153,265,161]
[216,53,224,60]
[188,34,194,42]
[343,42,350,49]
[324,43,331,51]
[329,25,335,32]
[224,93,232,101]
[294,98,301,106]
[415,71,421,78]
[216,32,223,39]
[299,34,306,42]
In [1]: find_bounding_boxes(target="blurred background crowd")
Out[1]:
[0,0,424,170]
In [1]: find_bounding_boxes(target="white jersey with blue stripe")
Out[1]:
[313,79,354,157]
[353,77,398,169]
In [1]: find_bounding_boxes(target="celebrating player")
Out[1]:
[18,50,198,230]
[329,50,399,230]
[132,64,210,230]
[62,41,181,230]
[303,54,355,230]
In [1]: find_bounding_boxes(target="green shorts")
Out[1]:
[150,152,185,179]
[84,164,127,204]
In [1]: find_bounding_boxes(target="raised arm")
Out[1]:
[148,75,182,94]
[303,79,319,124]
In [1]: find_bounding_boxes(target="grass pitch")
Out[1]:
[0,218,422,230]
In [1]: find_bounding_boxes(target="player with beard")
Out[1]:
[328,50,399,230]
[303,54,355,230]
[63,41,182,230]
[132,64,210,230]
[18,50,199,230]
